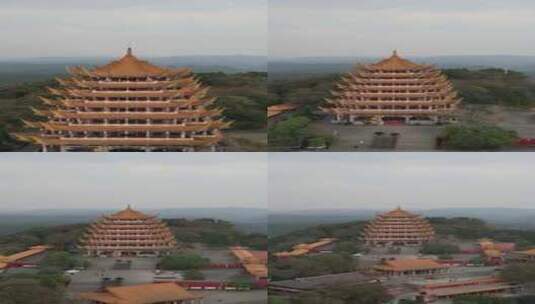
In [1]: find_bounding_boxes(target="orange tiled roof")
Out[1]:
[110,205,151,220]
[515,248,535,256]
[0,245,51,269]
[274,238,337,257]
[484,249,502,258]
[78,282,198,304]
[267,103,297,118]
[92,48,174,77]
[369,50,423,71]
[230,246,268,278]
[376,259,446,272]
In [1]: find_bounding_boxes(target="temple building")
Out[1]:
[362,207,435,246]
[230,246,268,281]
[274,238,337,258]
[79,282,202,304]
[374,258,448,276]
[417,277,521,302]
[0,245,51,270]
[321,51,461,125]
[79,205,177,257]
[14,48,230,152]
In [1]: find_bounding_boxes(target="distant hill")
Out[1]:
[0,207,268,236]
[269,208,535,236]
[0,55,267,86]
[269,55,535,80]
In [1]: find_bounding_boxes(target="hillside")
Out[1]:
[0,55,267,86]
[0,207,268,236]
[269,55,535,80]
[269,208,535,236]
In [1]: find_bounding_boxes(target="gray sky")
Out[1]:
[0,153,267,211]
[270,0,535,57]
[0,0,266,58]
[269,153,535,211]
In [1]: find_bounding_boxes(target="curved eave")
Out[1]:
[48,98,209,109]
[37,121,229,132]
[23,135,223,147]
[89,67,191,79]
[48,109,223,119]
[66,90,185,98]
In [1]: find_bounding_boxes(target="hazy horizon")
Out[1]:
[270,0,535,57]
[269,153,535,211]
[0,153,268,211]
[0,0,266,58]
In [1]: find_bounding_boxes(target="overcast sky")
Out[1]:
[270,0,535,58]
[0,153,267,211]
[269,153,535,211]
[0,0,266,58]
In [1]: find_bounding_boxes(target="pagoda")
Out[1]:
[79,205,177,257]
[14,48,230,152]
[362,207,435,246]
[321,51,461,125]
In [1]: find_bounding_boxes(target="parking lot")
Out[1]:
[67,257,160,293]
[65,246,260,302]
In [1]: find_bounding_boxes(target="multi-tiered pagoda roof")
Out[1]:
[79,205,177,257]
[362,207,435,246]
[14,48,231,152]
[322,51,461,125]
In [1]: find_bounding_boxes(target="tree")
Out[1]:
[183,269,205,280]
[441,124,517,151]
[0,279,65,304]
[501,263,535,283]
[421,241,460,255]
[40,251,81,271]
[159,254,210,271]
[334,241,359,254]
[268,116,311,148]
[215,96,266,130]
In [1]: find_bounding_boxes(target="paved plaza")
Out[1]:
[66,246,265,303]
[307,106,535,151]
